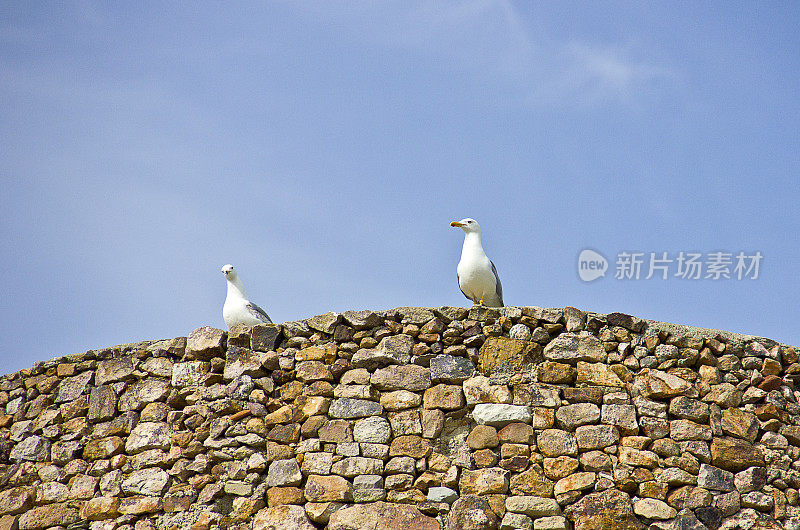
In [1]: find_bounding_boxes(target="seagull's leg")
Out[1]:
[478,297,485,306]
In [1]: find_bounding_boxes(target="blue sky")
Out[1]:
[2,2,798,375]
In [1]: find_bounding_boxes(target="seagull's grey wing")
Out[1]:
[490,260,504,306]
[457,271,472,302]
[246,302,273,324]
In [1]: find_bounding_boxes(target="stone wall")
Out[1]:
[0,306,798,530]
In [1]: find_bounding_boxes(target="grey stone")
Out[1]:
[397,307,436,325]
[697,464,735,491]
[140,356,173,377]
[353,416,392,444]
[224,346,265,379]
[740,491,773,510]
[448,495,500,530]
[574,424,619,451]
[734,466,767,494]
[556,403,600,430]
[509,324,532,341]
[385,456,416,475]
[537,429,578,457]
[50,440,81,464]
[430,355,475,383]
[352,335,415,369]
[171,361,210,387]
[505,496,562,517]
[473,404,531,427]
[186,326,226,359]
[500,512,533,530]
[371,364,432,391]
[88,385,117,422]
[328,399,383,419]
[121,467,169,496]
[125,421,172,454]
[331,457,384,478]
[10,435,50,462]
[543,332,606,365]
[428,486,458,503]
[343,310,383,330]
[669,396,710,423]
[250,324,283,351]
[54,370,93,403]
[301,452,333,475]
[118,378,170,411]
[95,356,135,386]
[600,404,639,435]
[655,344,680,363]
[714,490,741,516]
[649,509,706,530]
[309,311,343,333]
[633,498,677,520]
[266,458,303,487]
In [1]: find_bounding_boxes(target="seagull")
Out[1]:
[450,218,504,307]
[221,264,273,329]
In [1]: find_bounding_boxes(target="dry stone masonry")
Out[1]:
[0,306,798,530]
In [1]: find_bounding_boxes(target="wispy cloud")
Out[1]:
[294,0,673,108]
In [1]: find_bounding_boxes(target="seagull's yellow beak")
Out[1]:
[450,221,463,227]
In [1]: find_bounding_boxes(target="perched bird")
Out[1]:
[221,264,273,329]
[450,218,504,307]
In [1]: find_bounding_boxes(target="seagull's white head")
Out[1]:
[221,264,237,279]
[450,218,481,234]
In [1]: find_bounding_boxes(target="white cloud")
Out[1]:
[293,0,673,108]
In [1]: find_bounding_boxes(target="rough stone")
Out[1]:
[543,332,605,365]
[430,355,475,383]
[600,404,639,436]
[463,376,512,405]
[17,503,79,530]
[186,326,226,359]
[328,398,383,419]
[563,489,643,530]
[380,390,422,411]
[304,475,353,503]
[9,435,50,462]
[460,468,509,495]
[253,504,316,530]
[537,429,578,457]
[423,384,465,410]
[575,424,619,451]
[505,496,561,518]
[121,467,169,496]
[576,362,624,387]
[0,486,31,515]
[266,458,303,487]
[371,364,432,391]
[126,422,172,453]
[556,403,600,430]
[479,336,540,374]
[353,416,392,444]
[473,404,531,427]
[448,495,499,530]
[710,437,765,472]
[328,501,440,530]
[353,335,415,369]
[633,498,676,520]
[95,357,135,386]
[697,464,735,491]
[54,370,93,403]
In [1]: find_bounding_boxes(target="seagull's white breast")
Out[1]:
[223,296,267,328]
[457,236,500,305]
